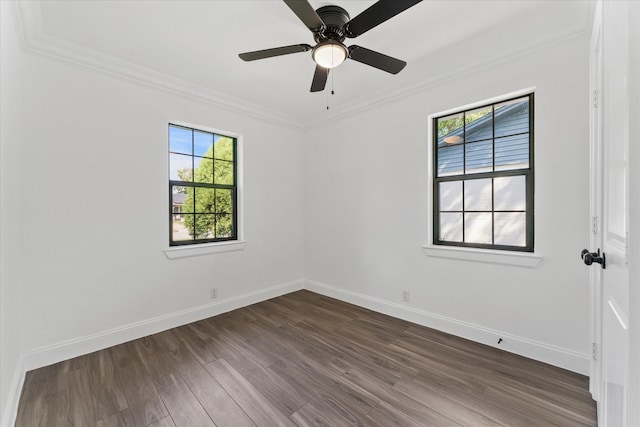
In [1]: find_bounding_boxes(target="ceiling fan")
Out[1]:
[239,0,423,92]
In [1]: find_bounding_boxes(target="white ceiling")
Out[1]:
[20,1,593,128]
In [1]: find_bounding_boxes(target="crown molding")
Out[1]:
[304,24,592,130]
[16,1,592,133]
[16,1,304,131]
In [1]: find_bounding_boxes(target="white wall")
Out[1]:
[1,2,26,425]
[0,0,305,380]
[304,34,592,371]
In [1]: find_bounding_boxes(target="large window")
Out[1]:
[169,124,237,246]
[433,93,534,251]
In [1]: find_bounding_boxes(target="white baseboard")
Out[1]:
[22,279,304,372]
[1,355,25,427]
[305,279,590,375]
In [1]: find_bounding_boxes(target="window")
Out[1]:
[169,124,237,246]
[433,93,534,252]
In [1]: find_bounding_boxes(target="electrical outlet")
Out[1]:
[210,288,218,300]
[402,290,410,303]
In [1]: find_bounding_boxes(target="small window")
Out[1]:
[433,93,534,251]
[169,124,237,246]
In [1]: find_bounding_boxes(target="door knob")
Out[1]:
[581,248,606,269]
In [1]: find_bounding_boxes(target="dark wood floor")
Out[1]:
[15,290,597,426]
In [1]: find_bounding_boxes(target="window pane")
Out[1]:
[465,106,492,143]
[495,134,529,171]
[464,178,492,211]
[169,126,192,155]
[195,188,214,213]
[465,212,492,244]
[437,113,464,141]
[215,136,234,161]
[439,181,462,211]
[494,212,526,246]
[173,214,193,241]
[440,213,463,242]
[194,214,215,239]
[215,160,234,185]
[215,189,233,213]
[170,153,193,181]
[495,97,529,138]
[465,140,493,174]
[215,214,233,238]
[194,131,214,158]
[438,144,463,177]
[172,186,188,213]
[194,157,213,184]
[494,176,526,211]
[180,187,194,214]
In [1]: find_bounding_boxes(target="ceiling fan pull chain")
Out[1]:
[331,68,335,96]
[326,69,336,110]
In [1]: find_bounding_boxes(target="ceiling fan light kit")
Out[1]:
[239,0,423,92]
[312,40,348,69]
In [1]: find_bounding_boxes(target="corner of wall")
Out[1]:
[0,2,26,426]
[0,355,25,427]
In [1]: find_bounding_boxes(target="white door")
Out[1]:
[589,1,630,426]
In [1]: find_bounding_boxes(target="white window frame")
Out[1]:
[423,88,542,268]
[164,121,245,259]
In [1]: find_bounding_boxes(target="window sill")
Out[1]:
[164,241,246,259]
[422,245,542,268]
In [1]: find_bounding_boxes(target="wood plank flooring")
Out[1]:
[15,290,597,426]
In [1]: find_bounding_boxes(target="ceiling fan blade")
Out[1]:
[283,0,325,32]
[310,65,330,92]
[344,0,423,38]
[348,45,406,74]
[239,44,312,61]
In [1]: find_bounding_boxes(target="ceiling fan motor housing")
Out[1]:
[314,5,350,43]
